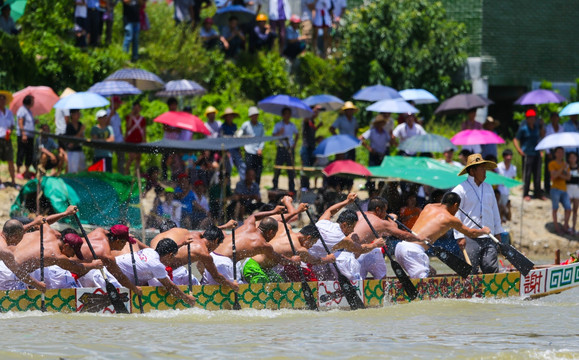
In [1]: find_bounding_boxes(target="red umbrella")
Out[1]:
[323,160,372,177]
[10,86,59,116]
[154,111,211,135]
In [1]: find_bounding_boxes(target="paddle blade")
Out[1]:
[301,281,318,311]
[336,272,365,310]
[431,246,472,279]
[498,243,535,276]
[105,280,129,314]
[390,257,418,300]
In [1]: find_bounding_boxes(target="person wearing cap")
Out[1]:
[221,16,245,57]
[481,116,500,159]
[115,238,196,306]
[64,109,87,174]
[331,101,359,160]
[300,105,321,190]
[220,107,246,181]
[514,108,545,201]
[452,153,504,274]
[35,124,61,176]
[0,91,15,187]
[439,148,462,168]
[200,17,228,50]
[239,106,265,184]
[392,113,426,156]
[107,96,125,174]
[272,107,299,193]
[360,114,390,166]
[90,109,115,172]
[203,106,221,138]
[153,187,183,227]
[284,15,306,59]
[124,101,146,174]
[267,0,291,53]
[16,95,36,180]
[250,13,276,52]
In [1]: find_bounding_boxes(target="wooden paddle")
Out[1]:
[305,209,365,310]
[353,201,418,300]
[458,208,534,276]
[383,214,472,279]
[231,227,241,310]
[72,213,129,314]
[280,213,318,311]
[187,243,193,295]
[128,239,144,314]
[39,219,46,312]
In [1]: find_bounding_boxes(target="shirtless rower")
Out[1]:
[311,193,385,281]
[149,219,238,249]
[394,192,490,278]
[247,224,335,283]
[202,206,300,285]
[115,238,196,306]
[354,197,423,280]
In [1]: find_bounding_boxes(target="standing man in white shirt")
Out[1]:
[0,92,15,187]
[16,95,36,179]
[272,107,299,193]
[392,113,426,156]
[239,106,265,185]
[452,154,504,274]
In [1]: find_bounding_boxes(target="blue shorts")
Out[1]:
[551,188,571,211]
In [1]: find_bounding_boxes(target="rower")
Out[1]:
[202,206,300,285]
[115,238,196,306]
[394,192,490,278]
[310,192,385,281]
[353,197,422,280]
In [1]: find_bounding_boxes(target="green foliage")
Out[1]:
[0,32,37,90]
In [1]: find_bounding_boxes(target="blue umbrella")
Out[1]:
[105,68,165,91]
[87,81,142,96]
[314,135,361,157]
[155,80,207,97]
[559,102,579,117]
[399,134,456,154]
[366,99,419,114]
[303,94,344,111]
[353,85,402,102]
[258,94,313,118]
[213,5,256,28]
[53,92,109,109]
[399,89,439,104]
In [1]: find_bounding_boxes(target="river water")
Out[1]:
[0,286,577,359]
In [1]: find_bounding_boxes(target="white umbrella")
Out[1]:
[535,132,579,150]
[366,99,419,114]
[399,88,439,104]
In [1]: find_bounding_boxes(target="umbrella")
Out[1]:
[5,0,27,22]
[399,89,439,104]
[434,94,493,115]
[366,99,420,114]
[514,89,567,105]
[535,132,579,151]
[213,5,256,28]
[559,102,579,117]
[353,85,402,102]
[451,129,504,146]
[155,80,207,97]
[303,94,344,111]
[399,134,456,154]
[53,92,109,109]
[258,94,313,118]
[10,86,59,116]
[323,160,371,177]
[369,156,521,189]
[313,135,361,157]
[154,111,211,135]
[105,68,165,91]
[87,81,142,96]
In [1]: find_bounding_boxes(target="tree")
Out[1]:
[337,0,469,100]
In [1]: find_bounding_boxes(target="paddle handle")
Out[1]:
[128,240,144,314]
[280,213,298,255]
[457,207,498,244]
[187,243,193,293]
[73,213,109,281]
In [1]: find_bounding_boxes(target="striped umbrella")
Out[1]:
[105,68,165,91]
[399,134,456,154]
[88,81,142,96]
[155,80,206,97]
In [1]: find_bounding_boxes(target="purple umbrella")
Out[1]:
[258,94,313,118]
[514,89,567,105]
[434,94,493,115]
[353,85,402,102]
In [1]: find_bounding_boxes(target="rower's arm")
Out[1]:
[24,206,79,231]
[334,235,385,255]
[284,203,308,223]
[52,256,102,276]
[320,193,357,221]
[102,256,141,294]
[262,244,299,266]
[4,256,46,292]
[252,205,286,221]
[158,277,196,306]
[199,252,239,291]
[384,219,421,241]
[298,249,335,265]
[450,217,490,239]
[218,220,238,230]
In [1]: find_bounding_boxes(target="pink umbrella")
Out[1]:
[451,129,505,145]
[154,111,211,135]
[10,86,60,116]
[323,160,372,177]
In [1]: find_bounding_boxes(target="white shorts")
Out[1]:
[358,248,387,280]
[148,266,200,287]
[394,241,430,279]
[201,253,242,285]
[77,268,121,289]
[30,266,79,289]
[67,151,86,173]
[0,261,27,290]
[568,184,579,199]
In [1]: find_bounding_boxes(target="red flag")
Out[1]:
[88,159,105,172]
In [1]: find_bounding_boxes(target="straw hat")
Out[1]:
[220,107,239,119]
[60,88,76,99]
[0,90,13,104]
[248,106,259,117]
[256,13,267,22]
[458,153,497,176]
[204,106,218,117]
[484,116,500,127]
[340,101,358,112]
[371,114,387,125]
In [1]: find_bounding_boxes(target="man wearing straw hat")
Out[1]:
[204,106,221,139]
[360,114,390,166]
[330,101,359,160]
[0,91,15,187]
[219,107,246,181]
[452,153,504,274]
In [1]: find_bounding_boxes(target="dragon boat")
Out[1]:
[1,262,577,313]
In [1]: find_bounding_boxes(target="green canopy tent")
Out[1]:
[10,172,142,228]
[369,156,522,189]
